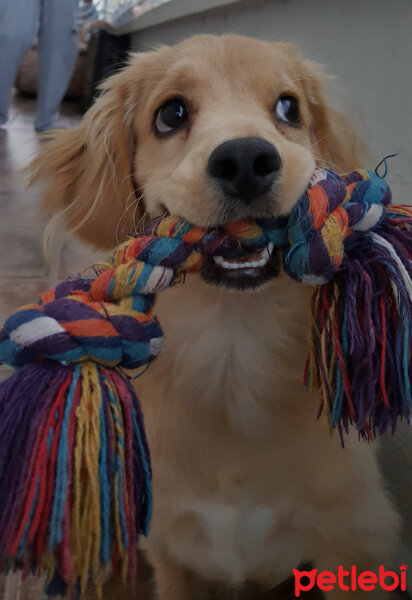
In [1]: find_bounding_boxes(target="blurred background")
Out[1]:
[0,1,410,598]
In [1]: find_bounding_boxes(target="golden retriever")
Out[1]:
[28,35,400,600]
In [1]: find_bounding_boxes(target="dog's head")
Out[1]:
[29,34,362,290]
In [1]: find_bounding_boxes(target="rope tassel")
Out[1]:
[299,172,412,441]
[0,362,152,596]
[0,167,410,595]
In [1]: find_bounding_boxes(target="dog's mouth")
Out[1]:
[155,206,281,290]
[201,242,281,290]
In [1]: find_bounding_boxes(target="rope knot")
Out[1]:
[282,169,391,283]
[0,278,164,369]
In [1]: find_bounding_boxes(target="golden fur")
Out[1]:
[28,35,399,599]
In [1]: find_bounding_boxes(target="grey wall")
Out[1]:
[122,0,411,201]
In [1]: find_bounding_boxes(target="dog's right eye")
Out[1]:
[154,99,188,135]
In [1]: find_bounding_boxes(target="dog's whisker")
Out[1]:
[316,157,344,171]
[115,192,141,246]
[311,134,333,150]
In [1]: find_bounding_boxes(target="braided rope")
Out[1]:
[0,169,399,371]
[0,167,410,596]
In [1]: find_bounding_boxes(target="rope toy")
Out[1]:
[0,167,410,596]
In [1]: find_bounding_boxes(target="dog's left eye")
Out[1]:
[154,99,188,134]
[275,96,300,124]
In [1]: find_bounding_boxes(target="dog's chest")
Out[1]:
[154,278,309,432]
[144,279,312,583]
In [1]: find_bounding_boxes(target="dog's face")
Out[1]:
[134,36,315,226]
[30,34,360,289]
[133,37,319,289]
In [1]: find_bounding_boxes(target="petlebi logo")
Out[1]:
[293,564,408,597]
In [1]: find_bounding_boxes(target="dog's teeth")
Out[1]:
[213,255,226,267]
[222,260,244,269]
[213,242,274,270]
[261,243,273,261]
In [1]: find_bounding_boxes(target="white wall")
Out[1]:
[122,0,411,201]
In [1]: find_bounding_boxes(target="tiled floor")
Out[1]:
[0,92,104,382]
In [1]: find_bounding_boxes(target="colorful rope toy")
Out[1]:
[0,167,410,596]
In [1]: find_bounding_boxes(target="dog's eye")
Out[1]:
[275,96,300,124]
[154,99,188,134]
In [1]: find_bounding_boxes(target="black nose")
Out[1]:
[208,137,281,203]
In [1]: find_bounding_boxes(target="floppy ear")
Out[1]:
[28,68,141,249]
[299,60,367,172]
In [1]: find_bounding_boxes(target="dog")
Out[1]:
[28,35,400,599]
